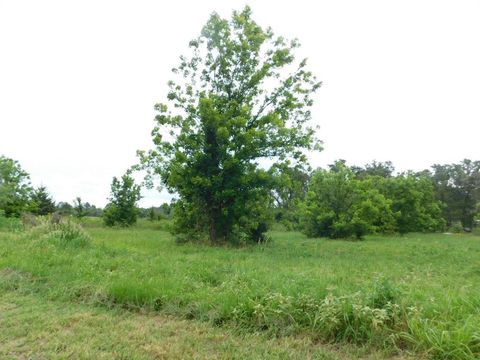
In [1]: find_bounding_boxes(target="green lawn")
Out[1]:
[1,220,479,359]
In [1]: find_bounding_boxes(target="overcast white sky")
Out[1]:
[1,0,479,207]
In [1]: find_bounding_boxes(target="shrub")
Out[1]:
[450,221,464,233]
[24,215,91,248]
[0,210,22,232]
[230,290,407,344]
[300,162,395,239]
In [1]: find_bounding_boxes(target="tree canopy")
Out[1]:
[301,161,396,239]
[431,159,480,229]
[30,186,56,216]
[103,174,142,227]
[0,156,33,217]
[138,6,321,244]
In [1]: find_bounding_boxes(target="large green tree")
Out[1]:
[0,156,33,217]
[138,7,321,244]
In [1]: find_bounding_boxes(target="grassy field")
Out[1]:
[1,219,479,359]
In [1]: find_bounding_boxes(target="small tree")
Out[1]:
[73,197,86,219]
[159,202,172,218]
[56,202,73,216]
[0,156,33,217]
[138,7,321,245]
[30,186,56,215]
[148,207,157,221]
[103,174,141,227]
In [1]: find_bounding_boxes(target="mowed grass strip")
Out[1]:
[1,221,479,358]
[0,288,401,359]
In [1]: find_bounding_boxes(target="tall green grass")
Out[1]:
[1,219,479,359]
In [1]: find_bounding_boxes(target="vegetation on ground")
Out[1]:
[1,218,479,359]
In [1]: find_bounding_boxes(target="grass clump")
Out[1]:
[230,285,407,346]
[24,215,91,248]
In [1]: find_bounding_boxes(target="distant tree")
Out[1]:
[352,160,395,179]
[431,160,480,229]
[382,173,445,234]
[475,202,480,226]
[137,7,321,244]
[270,162,310,228]
[448,160,480,229]
[56,201,73,216]
[300,161,395,239]
[431,164,458,226]
[148,207,156,221]
[0,156,33,217]
[159,202,172,217]
[73,197,86,219]
[30,186,56,215]
[83,202,102,217]
[103,174,142,227]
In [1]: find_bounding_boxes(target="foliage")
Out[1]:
[73,197,86,219]
[103,174,141,227]
[29,186,56,215]
[138,203,172,221]
[22,215,91,248]
[148,207,156,221]
[475,202,480,225]
[270,162,310,229]
[0,155,33,217]
[59,200,101,217]
[301,161,395,239]
[449,221,464,233]
[137,6,321,245]
[56,201,73,215]
[382,172,445,234]
[352,160,395,179]
[431,159,480,229]
[0,210,22,232]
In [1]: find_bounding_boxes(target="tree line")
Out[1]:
[274,159,479,239]
[1,154,479,239]
[0,155,171,226]
[2,7,479,244]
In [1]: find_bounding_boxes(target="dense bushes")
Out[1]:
[300,163,395,239]
[300,161,445,239]
[381,174,445,233]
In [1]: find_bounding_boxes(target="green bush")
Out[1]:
[300,162,395,239]
[450,221,464,233]
[0,210,22,232]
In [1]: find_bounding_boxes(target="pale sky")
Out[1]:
[1,0,479,207]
